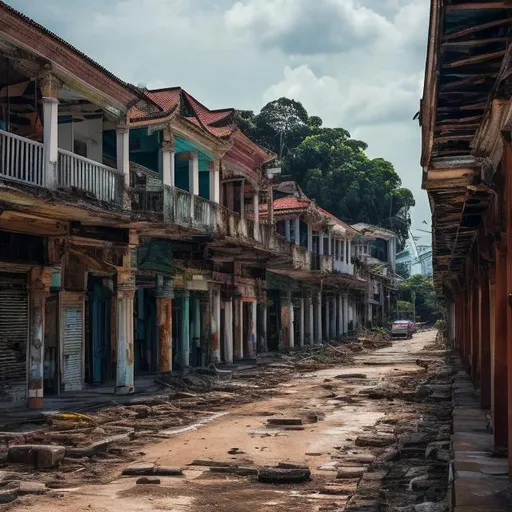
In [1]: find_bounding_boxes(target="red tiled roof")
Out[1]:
[260,197,311,214]
[316,206,351,230]
[147,88,181,112]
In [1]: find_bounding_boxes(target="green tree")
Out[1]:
[396,262,410,279]
[399,275,441,324]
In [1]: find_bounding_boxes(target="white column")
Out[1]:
[331,297,337,339]
[162,139,174,187]
[240,180,245,218]
[285,219,291,241]
[210,288,221,363]
[253,191,260,240]
[307,223,313,252]
[342,240,346,261]
[317,291,323,343]
[328,234,332,256]
[319,233,324,255]
[260,302,268,352]
[343,293,349,334]
[43,97,59,189]
[116,127,130,190]
[224,299,233,363]
[348,299,354,331]
[308,296,314,344]
[210,156,220,203]
[288,292,294,349]
[325,297,330,341]
[337,293,343,337]
[348,240,352,261]
[189,151,199,219]
[249,300,257,357]
[299,297,305,348]
[116,277,135,394]
[295,216,301,246]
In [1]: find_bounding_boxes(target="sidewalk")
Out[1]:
[452,359,512,511]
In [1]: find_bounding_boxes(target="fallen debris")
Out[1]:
[257,466,311,484]
[8,444,66,469]
[136,476,161,485]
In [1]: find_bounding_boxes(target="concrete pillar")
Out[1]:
[192,294,201,365]
[285,219,291,241]
[180,290,190,370]
[337,293,343,337]
[343,294,349,334]
[210,288,221,363]
[330,297,336,339]
[325,296,330,341]
[189,152,199,218]
[247,300,257,357]
[295,216,301,246]
[156,276,173,373]
[41,73,61,190]
[210,155,220,203]
[328,234,332,256]
[288,292,294,349]
[259,301,268,352]
[307,223,313,252]
[200,296,211,367]
[307,296,314,344]
[162,133,175,188]
[115,274,135,393]
[299,297,305,348]
[240,180,245,218]
[253,192,260,240]
[224,299,234,363]
[316,291,323,343]
[319,233,324,255]
[234,297,243,359]
[28,267,51,408]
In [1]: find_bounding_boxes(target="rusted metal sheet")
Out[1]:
[0,272,28,403]
[60,292,84,392]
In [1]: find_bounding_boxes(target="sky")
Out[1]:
[6,0,431,243]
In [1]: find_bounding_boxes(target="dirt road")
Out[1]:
[5,330,446,512]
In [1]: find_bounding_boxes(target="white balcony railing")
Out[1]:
[0,129,44,187]
[58,149,123,204]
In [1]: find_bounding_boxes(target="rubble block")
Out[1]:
[18,481,48,495]
[154,466,184,476]
[257,467,311,484]
[337,466,367,479]
[8,444,65,469]
[266,418,303,426]
[136,477,161,485]
[122,463,156,476]
[355,435,395,448]
[0,488,18,504]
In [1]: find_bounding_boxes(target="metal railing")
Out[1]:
[58,148,123,204]
[0,129,44,187]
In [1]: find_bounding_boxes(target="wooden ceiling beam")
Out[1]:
[435,134,475,143]
[446,3,512,11]
[442,37,509,47]
[437,115,482,123]
[436,123,481,130]
[444,18,512,40]
[444,50,506,68]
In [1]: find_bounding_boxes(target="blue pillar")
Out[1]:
[180,290,190,370]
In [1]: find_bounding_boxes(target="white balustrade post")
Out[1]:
[210,155,221,203]
[189,151,199,220]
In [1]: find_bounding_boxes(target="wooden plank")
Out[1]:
[444,50,506,68]
[447,2,512,11]
[444,18,512,41]
[442,37,509,47]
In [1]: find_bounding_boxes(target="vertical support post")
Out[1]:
[156,276,173,373]
[337,293,343,337]
[248,300,257,357]
[192,294,201,366]
[210,154,221,204]
[295,216,301,246]
[328,234,332,256]
[189,152,199,219]
[299,296,305,348]
[162,134,175,222]
[343,293,349,334]
[115,273,135,393]
[240,179,245,219]
[307,222,313,253]
[234,297,243,359]
[288,292,294,349]
[224,298,233,363]
[319,233,324,255]
[331,296,337,339]
[253,191,260,240]
[210,287,221,363]
[307,295,314,344]
[285,219,291,241]
[480,268,491,409]
[325,295,330,341]
[116,126,130,207]
[180,290,190,370]
[41,72,60,190]
[317,291,323,343]
[259,301,268,352]
[28,267,51,408]
[200,295,210,367]
[495,245,508,450]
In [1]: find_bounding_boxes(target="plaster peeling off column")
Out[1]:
[180,290,190,370]
[115,276,135,394]
[247,300,257,358]
[156,277,173,373]
[28,268,50,408]
[210,288,221,363]
[210,157,220,204]
[224,299,234,363]
[162,138,175,222]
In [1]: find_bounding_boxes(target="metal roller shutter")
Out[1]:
[61,292,84,392]
[0,272,28,402]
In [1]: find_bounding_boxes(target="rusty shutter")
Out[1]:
[0,272,28,402]
[61,292,84,392]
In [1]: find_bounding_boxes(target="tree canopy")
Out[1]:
[236,98,415,249]
[398,275,441,324]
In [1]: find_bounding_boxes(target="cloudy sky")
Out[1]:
[7,0,430,240]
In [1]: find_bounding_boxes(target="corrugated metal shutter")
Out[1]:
[61,292,84,392]
[0,273,28,402]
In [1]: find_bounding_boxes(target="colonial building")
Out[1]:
[0,2,389,408]
[421,0,512,480]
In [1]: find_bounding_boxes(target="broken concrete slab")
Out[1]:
[337,466,367,479]
[18,481,48,495]
[122,463,156,476]
[8,444,65,469]
[266,418,303,426]
[334,373,367,379]
[0,488,18,504]
[136,476,161,485]
[257,467,311,484]
[355,435,395,448]
[154,466,184,476]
